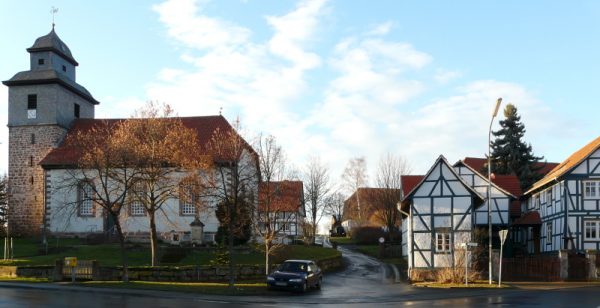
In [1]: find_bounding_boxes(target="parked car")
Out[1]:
[267,260,323,292]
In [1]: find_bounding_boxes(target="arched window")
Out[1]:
[78,182,94,217]
[179,181,198,216]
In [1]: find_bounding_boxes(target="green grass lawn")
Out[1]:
[0,238,340,267]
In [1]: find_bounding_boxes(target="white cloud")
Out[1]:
[434,69,462,84]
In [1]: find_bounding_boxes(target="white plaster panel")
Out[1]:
[433,197,452,213]
[414,199,431,214]
[413,216,431,231]
[584,201,597,211]
[453,197,471,212]
[434,215,452,228]
[447,182,468,196]
[416,182,435,197]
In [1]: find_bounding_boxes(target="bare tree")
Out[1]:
[341,157,368,225]
[123,102,209,266]
[303,156,330,244]
[373,153,411,243]
[62,120,139,282]
[253,134,298,274]
[324,191,346,235]
[201,118,259,288]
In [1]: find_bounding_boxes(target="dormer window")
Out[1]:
[38,59,44,65]
[27,94,37,119]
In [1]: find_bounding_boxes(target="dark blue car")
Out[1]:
[267,260,323,292]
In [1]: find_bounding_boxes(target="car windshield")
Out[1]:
[278,262,308,273]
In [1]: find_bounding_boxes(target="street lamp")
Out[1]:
[488,97,502,284]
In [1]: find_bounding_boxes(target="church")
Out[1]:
[2,28,263,242]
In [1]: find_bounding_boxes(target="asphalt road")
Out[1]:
[1,246,600,307]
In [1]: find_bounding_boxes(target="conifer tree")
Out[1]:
[490,104,545,190]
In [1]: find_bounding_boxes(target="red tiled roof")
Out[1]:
[40,115,255,167]
[512,211,542,226]
[258,181,304,212]
[492,175,523,198]
[342,187,402,222]
[525,136,600,195]
[462,157,559,177]
[401,175,425,197]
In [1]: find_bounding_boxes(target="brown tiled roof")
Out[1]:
[342,187,401,222]
[463,157,559,178]
[401,175,424,197]
[509,200,522,218]
[492,175,523,198]
[512,211,542,226]
[258,181,304,212]
[525,136,600,195]
[40,115,255,167]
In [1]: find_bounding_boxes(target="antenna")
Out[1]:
[51,6,59,29]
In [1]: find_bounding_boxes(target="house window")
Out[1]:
[78,182,94,217]
[129,183,146,216]
[179,183,197,216]
[585,220,600,241]
[74,103,80,118]
[584,181,600,199]
[546,222,552,245]
[38,58,45,65]
[436,232,451,252]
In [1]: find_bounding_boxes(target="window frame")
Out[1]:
[77,181,95,217]
[546,222,552,245]
[584,220,600,241]
[38,58,45,65]
[178,182,198,216]
[584,181,600,199]
[436,232,451,253]
[129,183,146,217]
[27,94,37,110]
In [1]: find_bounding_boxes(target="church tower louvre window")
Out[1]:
[2,26,100,236]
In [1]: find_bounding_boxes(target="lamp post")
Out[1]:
[488,97,502,284]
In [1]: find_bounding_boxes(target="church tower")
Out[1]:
[2,28,99,235]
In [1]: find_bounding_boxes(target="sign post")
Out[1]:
[460,242,478,286]
[498,230,509,287]
[64,257,77,283]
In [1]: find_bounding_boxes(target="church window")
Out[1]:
[38,58,44,65]
[179,182,198,216]
[74,103,80,118]
[62,65,66,72]
[78,182,94,217]
[31,134,35,144]
[129,183,146,216]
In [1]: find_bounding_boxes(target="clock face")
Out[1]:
[27,109,37,119]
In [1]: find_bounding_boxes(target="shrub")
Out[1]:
[352,226,386,245]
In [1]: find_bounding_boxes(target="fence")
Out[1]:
[499,254,561,281]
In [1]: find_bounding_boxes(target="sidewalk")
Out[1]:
[506,281,600,290]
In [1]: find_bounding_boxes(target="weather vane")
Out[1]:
[51,6,59,29]
[219,107,223,116]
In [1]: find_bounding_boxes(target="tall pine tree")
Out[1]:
[490,104,545,190]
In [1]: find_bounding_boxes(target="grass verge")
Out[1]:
[413,281,511,288]
[79,281,270,295]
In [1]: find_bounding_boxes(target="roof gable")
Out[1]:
[403,155,484,203]
[453,160,518,198]
[525,136,600,195]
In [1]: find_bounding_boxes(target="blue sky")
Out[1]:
[1,0,599,185]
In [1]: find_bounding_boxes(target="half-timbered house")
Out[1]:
[400,155,484,272]
[520,136,600,253]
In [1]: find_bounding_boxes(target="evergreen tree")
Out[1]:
[490,104,545,190]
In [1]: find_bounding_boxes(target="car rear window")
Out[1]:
[279,262,307,272]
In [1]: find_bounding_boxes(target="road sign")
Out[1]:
[64,257,77,267]
[499,230,508,245]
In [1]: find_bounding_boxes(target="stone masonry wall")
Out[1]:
[8,125,67,236]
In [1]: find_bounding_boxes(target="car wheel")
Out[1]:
[316,277,322,290]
